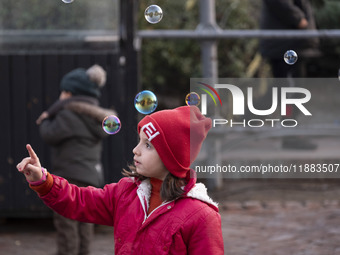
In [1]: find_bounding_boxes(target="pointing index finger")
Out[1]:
[26,144,38,160]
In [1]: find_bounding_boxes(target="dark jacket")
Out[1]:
[40,96,116,187]
[260,0,319,58]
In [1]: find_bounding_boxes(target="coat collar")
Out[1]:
[47,95,99,117]
[186,182,219,210]
[135,169,219,214]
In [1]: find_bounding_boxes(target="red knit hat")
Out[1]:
[137,106,212,178]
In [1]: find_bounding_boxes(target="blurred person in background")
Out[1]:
[36,65,116,255]
[259,0,320,150]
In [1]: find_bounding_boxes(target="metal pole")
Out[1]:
[198,0,223,190]
[197,0,219,79]
[120,0,139,169]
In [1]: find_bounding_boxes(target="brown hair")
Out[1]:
[122,166,186,202]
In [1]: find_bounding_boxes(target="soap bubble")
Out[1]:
[134,90,158,114]
[144,5,163,24]
[62,0,74,3]
[102,115,121,135]
[284,50,298,65]
[185,92,200,106]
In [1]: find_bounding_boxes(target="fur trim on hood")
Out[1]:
[46,95,117,123]
[65,101,117,123]
[136,177,219,214]
[186,183,219,208]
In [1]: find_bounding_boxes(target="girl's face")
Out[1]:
[133,130,169,180]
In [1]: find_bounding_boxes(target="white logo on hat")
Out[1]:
[141,122,160,141]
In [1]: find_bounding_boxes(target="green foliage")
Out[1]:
[315,1,340,29]
[0,0,118,29]
[139,0,201,104]
[139,0,340,101]
[312,1,340,76]
[139,0,198,30]
[139,0,262,104]
[215,0,260,78]
[1,0,338,99]
[310,0,326,9]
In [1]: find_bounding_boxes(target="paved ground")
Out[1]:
[221,202,340,255]
[1,195,340,255]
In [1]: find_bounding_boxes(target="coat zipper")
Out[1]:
[142,201,172,224]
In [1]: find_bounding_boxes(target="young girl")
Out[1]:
[17,106,224,254]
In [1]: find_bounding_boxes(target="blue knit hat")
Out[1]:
[60,65,106,98]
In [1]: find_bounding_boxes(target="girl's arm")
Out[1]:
[42,175,117,226]
[17,144,121,226]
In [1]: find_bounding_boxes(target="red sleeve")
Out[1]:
[30,172,54,196]
[39,175,134,226]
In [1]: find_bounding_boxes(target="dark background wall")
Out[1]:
[0,48,138,217]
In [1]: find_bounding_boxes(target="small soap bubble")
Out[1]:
[185,92,200,106]
[144,5,163,24]
[284,50,298,65]
[134,90,158,114]
[102,115,121,135]
[62,0,74,3]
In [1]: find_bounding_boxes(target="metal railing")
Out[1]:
[138,29,340,39]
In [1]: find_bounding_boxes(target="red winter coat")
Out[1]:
[39,170,224,254]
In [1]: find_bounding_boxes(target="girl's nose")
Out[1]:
[132,144,139,155]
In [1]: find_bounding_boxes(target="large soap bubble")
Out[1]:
[102,115,121,135]
[284,50,298,65]
[145,5,163,24]
[185,92,200,106]
[134,90,158,114]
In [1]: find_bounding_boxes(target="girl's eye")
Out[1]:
[145,142,151,148]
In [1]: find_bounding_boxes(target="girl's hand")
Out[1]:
[16,144,42,183]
